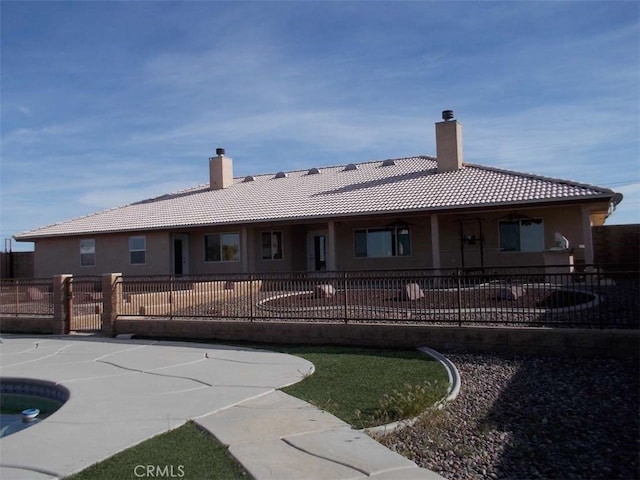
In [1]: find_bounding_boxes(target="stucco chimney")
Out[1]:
[209,148,233,190]
[435,110,464,173]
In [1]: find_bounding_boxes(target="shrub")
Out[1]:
[373,380,446,424]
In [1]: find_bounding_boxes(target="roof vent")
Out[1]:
[216,147,226,156]
[307,167,321,175]
[343,163,358,171]
[243,175,255,182]
[381,159,396,167]
[442,110,454,122]
[274,171,288,179]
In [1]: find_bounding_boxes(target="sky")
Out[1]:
[1,1,639,252]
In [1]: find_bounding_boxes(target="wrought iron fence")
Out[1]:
[70,276,103,331]
[0,278,54,316]
[117,266,639,329]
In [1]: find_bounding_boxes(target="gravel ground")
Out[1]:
[264,288,593,309]
[378,353,640,480]
[165,280,639,328]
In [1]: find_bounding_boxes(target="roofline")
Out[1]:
[14,194,616,242]
[466,163,616,195]
[15,155,438,239]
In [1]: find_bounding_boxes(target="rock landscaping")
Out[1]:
[378,353,640,480]
[263,287,593,310]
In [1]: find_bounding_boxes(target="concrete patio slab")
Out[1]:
[0,335,446,480]
[0,335,312,479]
[229,438,363,480]
[368,467,448,479]
[283,427,417,476]
[197,390,348,444]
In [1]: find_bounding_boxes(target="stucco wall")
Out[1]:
[34,232,171,277]
[186,225,309,274]
[335,215,433,270]
[438,205,586,269]
[188,227,247,275]
[31,202,605,276]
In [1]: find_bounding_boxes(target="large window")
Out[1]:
[80,239,95,267]
[261,231,283,260]
[499,219,544,252]
[354,227,411,258]
[129,236,146,265]
[205,233,240,262]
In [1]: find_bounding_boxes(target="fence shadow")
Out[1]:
[479,356,640,479]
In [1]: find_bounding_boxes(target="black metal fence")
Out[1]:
[117,266,639,329]
[0,276,102,332]
[70,276,103,331]
[0,278,54,316]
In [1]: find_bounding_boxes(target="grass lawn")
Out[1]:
[276,345,449,428]
[66,421,248,480]
[67,344,448,479]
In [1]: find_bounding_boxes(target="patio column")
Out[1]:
[430,215,441,271]
[581,205,595,269]
[327,221,337,271]
[241,227,249,273]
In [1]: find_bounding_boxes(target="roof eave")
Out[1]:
[15,193,617,241]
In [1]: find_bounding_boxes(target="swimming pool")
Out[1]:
[0,379,69,438]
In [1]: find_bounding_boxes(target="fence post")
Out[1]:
[14,280,19,314]
[101,273,122,337]
[249,274,254,322]
[343,271,348,324]
[65,277,73,334]
[169,276,174,321]
[53,274,72,335]
[596,265,604,329]
[456,268,463,327]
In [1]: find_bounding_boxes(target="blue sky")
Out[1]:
[2,1,639,252]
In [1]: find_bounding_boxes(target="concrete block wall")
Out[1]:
[113,320,639,360]
[593,224,640,269]
[0,316,60,334]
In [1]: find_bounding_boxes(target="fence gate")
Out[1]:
[67,277,102,332]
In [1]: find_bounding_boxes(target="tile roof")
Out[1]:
[15,156,617,240]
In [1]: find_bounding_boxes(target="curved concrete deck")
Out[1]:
[0,335,444,480]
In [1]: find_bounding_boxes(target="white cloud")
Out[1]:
[2,1,638,244]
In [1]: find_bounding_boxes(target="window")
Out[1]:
[80,239,95,266]
[205,233,240,262]
[499,219,544,252]
[129,236,146,265]
[354,227,411,258]
[261,231,283,260]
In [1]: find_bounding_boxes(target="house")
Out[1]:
[15,111,622,277]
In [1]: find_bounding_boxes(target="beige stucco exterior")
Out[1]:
[30,199,612,277]
[34,231,171,277]
[21,113,619,277]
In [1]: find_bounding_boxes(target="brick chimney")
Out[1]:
[435,110,464,173]
[209,148,233,190]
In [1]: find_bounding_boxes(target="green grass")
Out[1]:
[66,421,248,480]
[66,344,448,479]
[277,345,449,428]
